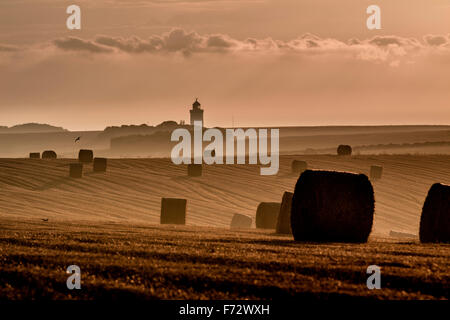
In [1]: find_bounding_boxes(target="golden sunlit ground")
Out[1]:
[0,155,449,300]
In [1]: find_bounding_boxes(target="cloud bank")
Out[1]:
[44,29,450,64]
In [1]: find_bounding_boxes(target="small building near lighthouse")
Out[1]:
[190,98,204,125]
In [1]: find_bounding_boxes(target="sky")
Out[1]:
[0,0,450,130]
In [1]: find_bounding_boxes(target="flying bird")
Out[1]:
[75,136,81,142]
[42,218,49,222]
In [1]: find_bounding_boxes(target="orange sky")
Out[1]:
[0,0,449,130]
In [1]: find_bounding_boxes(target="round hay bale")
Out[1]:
[291,160,307,174]
[93,157,107,172]
[69,163,83,178]
[188,164,202,177]
[256,202,281,229]
[419,183,450,243]
[78,149,94,163]
[29,152,40,159]
[370,165,383,180]
[337,145,352,156]
[291,170,374,242]
[160,198,187,225]
[42,150,57,159]
[276,192,294,234]
[230,214,252,229]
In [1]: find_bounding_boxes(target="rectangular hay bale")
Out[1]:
[160,198,187,225]
[370,165,383,180]
[69,163,83,178]
[187,164,202,177]
[93,157,107,172]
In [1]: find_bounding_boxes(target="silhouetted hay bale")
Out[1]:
[42,150,57,159]
[256,202,281,229]
[93,157,107,172]
[276,192,294,234]
[337,145,352,156]
[291,170,374,242]
[230,214,252,229]
[419,183,450,243]
[78,149,94,163]
[69,163,83,178]
[370,165,383,180]
[187,164,202,177]
[160,198,187,225]
[29,152,40,159]
[291,160,307,174]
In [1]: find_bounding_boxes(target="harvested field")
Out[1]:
[0,155,448,236]
[0,218,448,300]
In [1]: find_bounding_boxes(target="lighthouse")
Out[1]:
[189,98,204,126]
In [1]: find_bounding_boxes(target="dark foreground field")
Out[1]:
[0,220,450,300]
[1,219,449,300]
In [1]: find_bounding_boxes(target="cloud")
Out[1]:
[94,29,238,55]
[0,44,19,52]
[3,29,450,66]
[95,35,164,53]
[367,35,422,48]
[53,37,112,53]
[423,34,449,47]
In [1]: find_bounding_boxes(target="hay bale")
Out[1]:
[29,152,40,159]
[337,145,352,156]
[42,150,57,159]
[256,202,281,229]
[187,164,202,177]
[160,198,187,225]
[69,163,83,178]
[419,183,450,243]
[230,214,252,229]
[276,192,294,234]
[291,170,374,242]
[370,165,383,180]
[291,160,307,174]
[93,158,107,172]
[78,149,94,163]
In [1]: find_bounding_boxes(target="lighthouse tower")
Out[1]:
[189,98,204,126]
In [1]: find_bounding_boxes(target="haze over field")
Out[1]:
[1,154,449,237]
[0,124,449,158]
